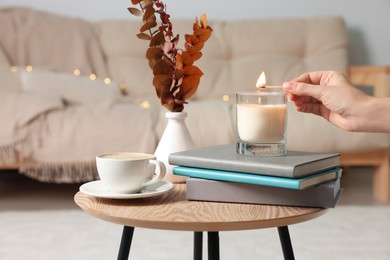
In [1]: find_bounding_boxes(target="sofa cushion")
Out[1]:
[20,70,122,105]
[0,7,108,77]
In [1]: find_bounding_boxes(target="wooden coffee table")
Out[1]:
[74,184,327,260]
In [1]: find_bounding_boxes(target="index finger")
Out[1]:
[292,71,328,85]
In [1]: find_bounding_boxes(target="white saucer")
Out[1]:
[79,180,174,199]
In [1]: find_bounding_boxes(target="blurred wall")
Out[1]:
[1,0,389,66]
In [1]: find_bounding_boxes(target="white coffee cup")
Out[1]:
[96,152,166,194]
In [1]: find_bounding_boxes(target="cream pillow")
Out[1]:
[20,70,122,104]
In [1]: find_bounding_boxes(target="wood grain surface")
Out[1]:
[74,184,327,231]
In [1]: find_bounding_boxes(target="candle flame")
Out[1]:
[256,72,266,89]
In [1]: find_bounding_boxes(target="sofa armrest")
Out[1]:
[348,65,390,98]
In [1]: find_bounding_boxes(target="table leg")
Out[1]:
[117,226,135,260]
[194,232,203,260]
[277,226,295,260]
[207,232,220,260]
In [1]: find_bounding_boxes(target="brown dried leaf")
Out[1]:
[128,7,143,17]
[148,60,156,70]
[181,52,194,66]
[161,54,175,68]
[143,14,156,24]
[141,0,153,9]
[153,60,175,76]
[146,47,163,61]
[131,0,143,4]
[143,6,156,21]
[187,42,204,56]
[191,52,202,61]
[149,31,165,47]
[162,95,175,110]
[163,102,175,112]
[200,14,208,28]
[153,75,172,98]
[151,14,157,22]
[140,20,157,33]
[160,86,175,109]
[194,28,212,42]
[174,69,184,80]
[183,65,203,78]
[185,34,199,45]
[137,33,152,40]
[193,17,200,31]
[180,76,200,100]
[146,47,163,69]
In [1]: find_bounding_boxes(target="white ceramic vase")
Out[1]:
[154,111,195,183]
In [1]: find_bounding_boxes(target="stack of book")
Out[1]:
[168,144,343,208]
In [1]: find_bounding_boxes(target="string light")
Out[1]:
[9,65,127,95]
[26,65,33,72]
[140,100,150,109]
[104,77,111,85]
[89,74,97,80]
[119,83,127,90]
[119,83,127,95]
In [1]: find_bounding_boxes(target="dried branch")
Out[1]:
[128,0,213,112]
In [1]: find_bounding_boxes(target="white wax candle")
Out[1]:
[237,103,286,143]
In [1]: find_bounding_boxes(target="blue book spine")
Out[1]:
[173,166,342,190]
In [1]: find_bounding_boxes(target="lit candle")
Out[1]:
[236,72,287,156]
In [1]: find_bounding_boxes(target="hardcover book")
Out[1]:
[173,166,342,190]
[186,178,342,208]
[169,144,340,178]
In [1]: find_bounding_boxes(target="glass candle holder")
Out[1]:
[236,87,287,156]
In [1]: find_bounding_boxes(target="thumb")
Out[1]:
[283,82,324,100]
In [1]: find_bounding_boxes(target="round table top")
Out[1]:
[74,184,328,232]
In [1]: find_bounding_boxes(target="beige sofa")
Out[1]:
[0,7,389,202]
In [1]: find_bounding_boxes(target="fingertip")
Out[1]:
[283,82,297,91]
[283,82,291,90]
